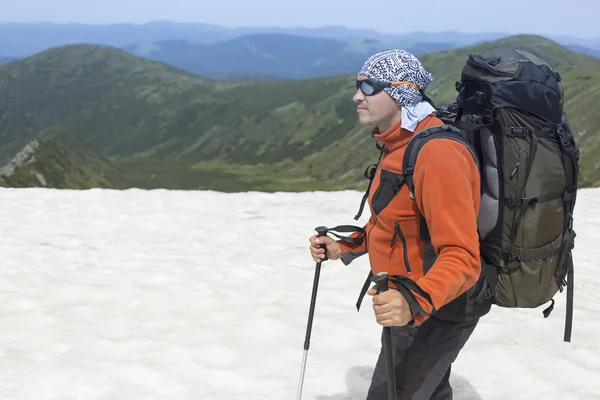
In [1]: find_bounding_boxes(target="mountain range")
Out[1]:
[1,21,599,80]
[122,35,458,80]
[0,34,599,191]
[2,21,600,54]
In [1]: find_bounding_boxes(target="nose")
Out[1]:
[353,87,365,103]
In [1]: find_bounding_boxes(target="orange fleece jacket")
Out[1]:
[338,115,481,325]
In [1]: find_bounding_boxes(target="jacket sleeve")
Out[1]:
[336,214,373,265]
[409,138,481,325]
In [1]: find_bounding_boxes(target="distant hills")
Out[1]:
[2,21,599,56]
[122,34,457,79]
[122,34,600,80]
[566,44,600,58]
[0,22,508,56]
[1,22,599,80]
[0,34,599,191]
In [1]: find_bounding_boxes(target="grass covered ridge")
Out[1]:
[0,34,599,191]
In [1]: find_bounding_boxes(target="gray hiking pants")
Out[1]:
[366,316,479,400]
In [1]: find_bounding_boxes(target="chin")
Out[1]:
[359,119,376,127]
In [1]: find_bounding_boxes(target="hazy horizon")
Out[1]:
[2,0,599,39]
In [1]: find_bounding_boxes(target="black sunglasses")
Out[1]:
[356,78,420,96]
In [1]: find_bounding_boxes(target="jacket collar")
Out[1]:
[371,114,440,152]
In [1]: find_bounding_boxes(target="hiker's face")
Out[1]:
[353,74,401,130]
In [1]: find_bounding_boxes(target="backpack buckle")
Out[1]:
[504,196,520,206]
[504,252,521,270]
[483,109,494,125]
[505,127,529,137]
[504,196,525,206]
[563,190,575,202]
[455,80,464,92]
[483,287,494,300]
[363,164,377,179]
[567,212,574,231]
[475,91,485,104]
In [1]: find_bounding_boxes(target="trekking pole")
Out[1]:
[371,271,398,400]
[296,225,329,400]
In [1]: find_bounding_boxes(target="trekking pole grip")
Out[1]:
[372,271,389,293]
[315,226,329,262]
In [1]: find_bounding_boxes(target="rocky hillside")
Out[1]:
[0,126,133,189]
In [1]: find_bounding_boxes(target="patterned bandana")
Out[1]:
[358,49,434,106]
[359,49,436,131]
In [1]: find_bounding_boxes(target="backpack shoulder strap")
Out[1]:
[400,123,496,321]
[402,124,478,200]
[354,140,387,221]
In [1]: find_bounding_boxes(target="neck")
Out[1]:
[376,115,400,134]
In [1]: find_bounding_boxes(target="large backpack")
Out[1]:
[353,46,580,342]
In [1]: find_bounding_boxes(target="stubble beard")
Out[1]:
[358,113,377,128]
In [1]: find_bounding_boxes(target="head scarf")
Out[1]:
[359,49,436,132]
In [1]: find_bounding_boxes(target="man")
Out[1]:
[308,49,482,399]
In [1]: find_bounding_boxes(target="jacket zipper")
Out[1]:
[391,221,412,274]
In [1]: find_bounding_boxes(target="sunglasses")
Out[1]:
[356,78,420,96]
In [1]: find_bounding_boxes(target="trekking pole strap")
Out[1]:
[321,224,367,245]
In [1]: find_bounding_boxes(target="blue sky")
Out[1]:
[2,0,599,38]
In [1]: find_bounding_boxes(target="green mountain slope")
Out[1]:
[0,126,133,189]
[0,44,234,162]
[0,35,599,191]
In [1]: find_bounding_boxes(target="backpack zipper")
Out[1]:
[391,221,412,274]
[509,162,520,180]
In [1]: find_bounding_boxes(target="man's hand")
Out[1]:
[368,286,413,327]
[309,234,341,263]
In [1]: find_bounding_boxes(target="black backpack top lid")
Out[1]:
[458,46,564,124]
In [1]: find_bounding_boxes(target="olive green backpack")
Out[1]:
[398,46,580,342]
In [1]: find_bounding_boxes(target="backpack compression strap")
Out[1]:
[554,122,580,343]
